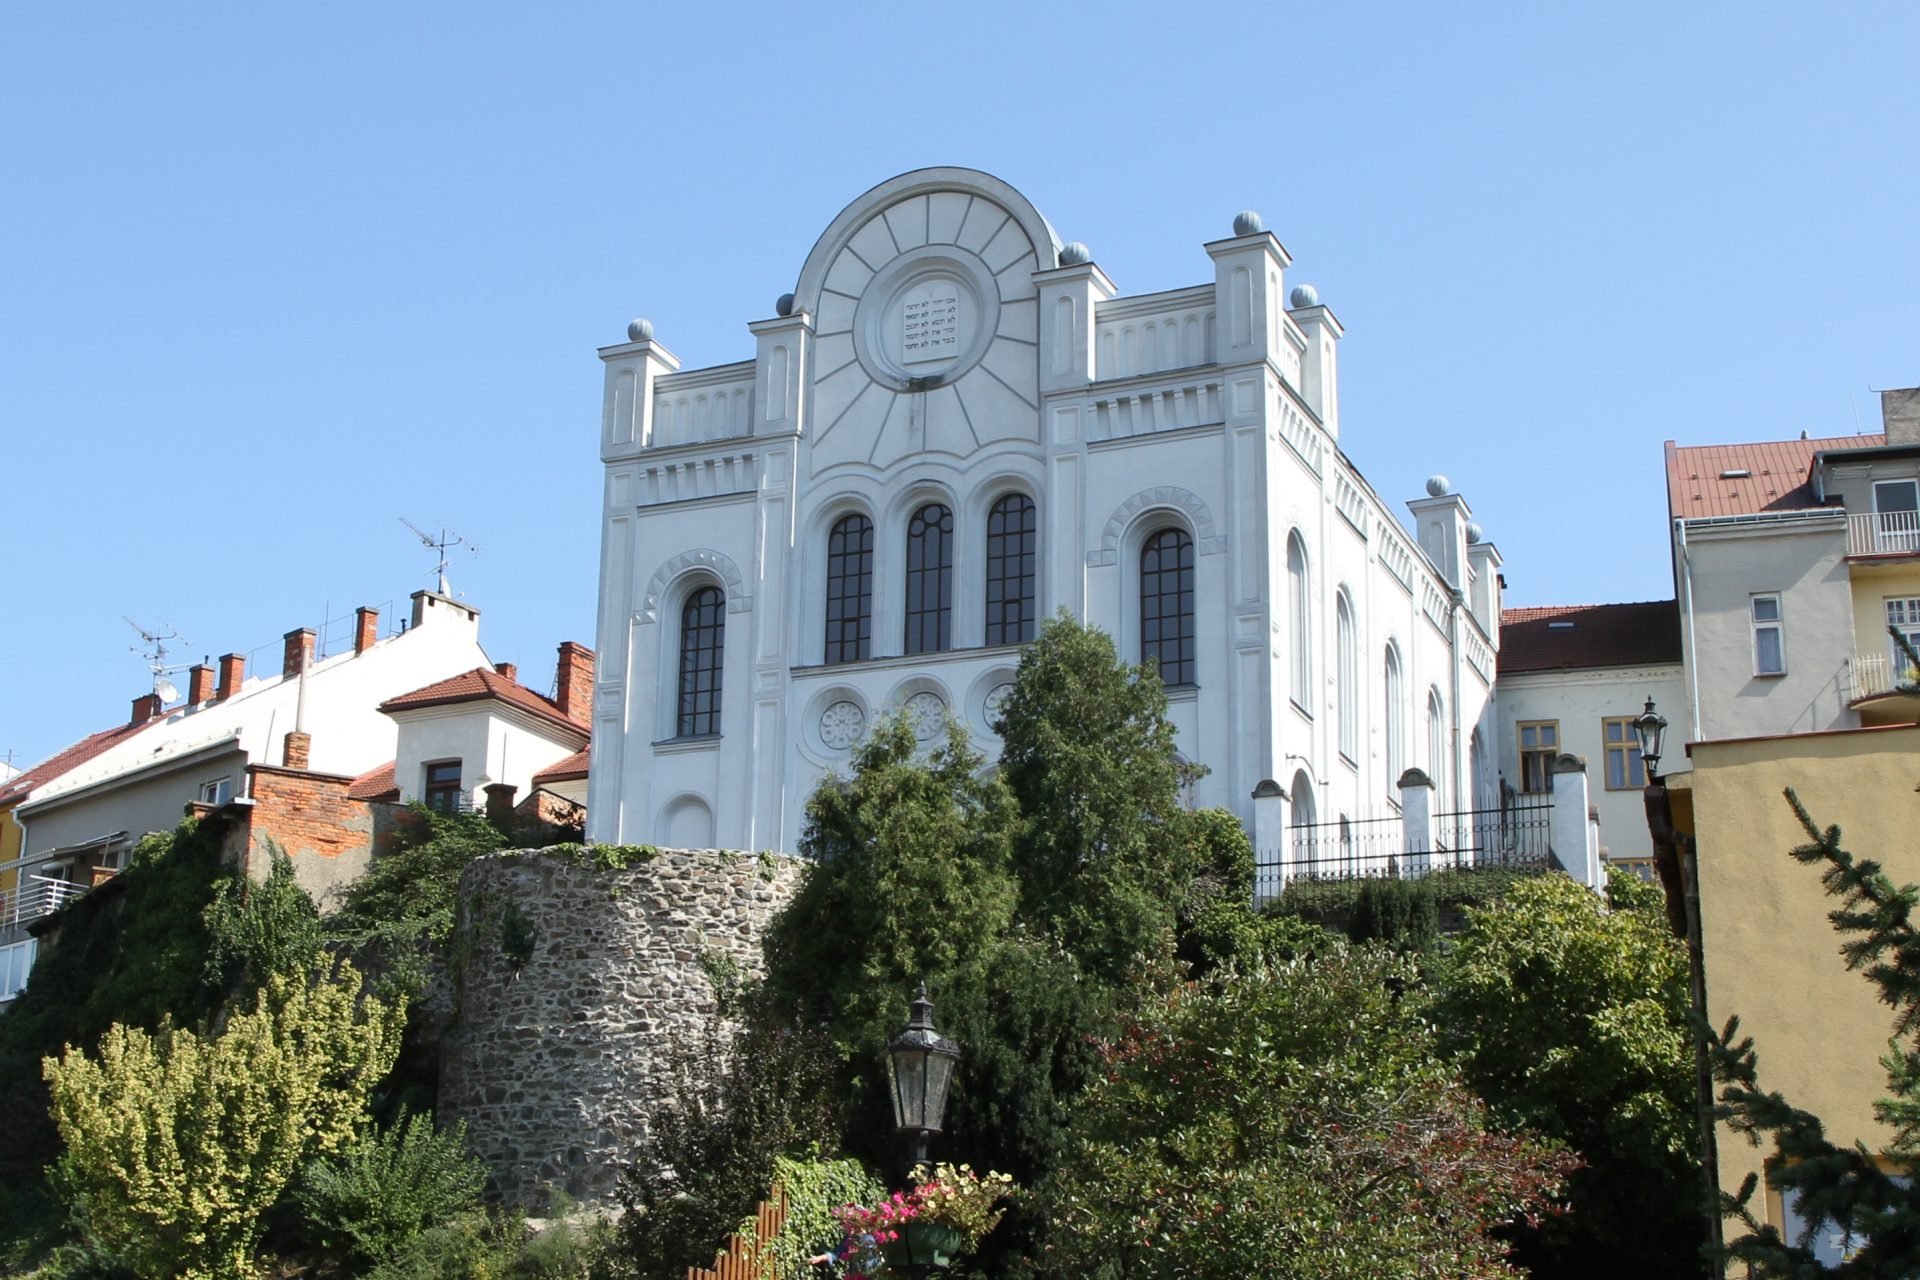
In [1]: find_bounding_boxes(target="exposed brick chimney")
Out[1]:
[215,653,245,702]
[494,661,518,683]
[282,628,315,680]
[484,782,518,828]
[554,641,595,725]
[1883,388,1920,447]
[187,663,215,706]
[131,693,162,725]
[282,730,311,770]
[354,606,379,655]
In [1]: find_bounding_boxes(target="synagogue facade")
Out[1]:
[586,167,1504,855]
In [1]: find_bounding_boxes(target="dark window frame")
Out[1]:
[824,513,874,664]
[984,493,1037,646]
[905,503,954,654]
[1140,526,1196,686]
[424,760,463,813]
[677,585,726,738]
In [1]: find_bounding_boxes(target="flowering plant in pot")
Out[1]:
[831,1163,1017,1275]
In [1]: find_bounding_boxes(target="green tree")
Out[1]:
[1708,791,1920,1275]
[43,958,404,1280]
[1041,944,1573,1279]
[1438,870,1700,1278]
[995,612,1203,980]
[293,1110,487,1268]
[203,845,324,997]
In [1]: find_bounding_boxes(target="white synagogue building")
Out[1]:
[585,167,1507,859]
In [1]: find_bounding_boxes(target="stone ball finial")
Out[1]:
[627,318,655,342]
[1466,521,1484,544]
[775,293,795,317]
[1425,474,1451,497]
[1232,210,1265,236]
[1289,283,1319,309]
[1058,241,1092,266]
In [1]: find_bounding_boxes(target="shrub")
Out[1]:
[202,845,323,996]
[294,1111,487,1267]
[43,959,404,1280]
[1348,875,1439,950]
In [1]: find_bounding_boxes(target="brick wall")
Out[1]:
[242,764,377,905]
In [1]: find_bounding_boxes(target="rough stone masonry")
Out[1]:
[440,844,805,1207]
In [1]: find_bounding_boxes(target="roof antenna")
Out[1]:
[399,518,480,597]
[124,617,193,702]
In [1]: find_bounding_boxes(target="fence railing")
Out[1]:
[1847,510,1920,557]
[1254,798,1556,901]
[1,874,88,930]
[1852,651,1920,702]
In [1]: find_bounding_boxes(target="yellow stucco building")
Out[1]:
[1677,722,1920,1252]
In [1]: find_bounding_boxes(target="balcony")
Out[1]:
[1,873,90,931]
[1253,800,1558,903]
[1847,511,1920,558]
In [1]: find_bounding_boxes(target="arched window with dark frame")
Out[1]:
[676,585,725,738]
[905,503,954,654]
[985,493,1037,646]
[824,513,873,664]
[1141,527,1196,686]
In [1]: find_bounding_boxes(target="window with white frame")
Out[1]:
[1518,720,1558,794]
[1335,592,1357,761]
[1872,479,1920,554]
[0,938,36,1001]
[1287,533,1311,710]
[1384,644,1405,796]
[199,776,232,806]
[1751,593,1786,675]
[1888,597,1920,681]
[1425,688,1446,798]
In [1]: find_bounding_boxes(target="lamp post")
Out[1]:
[1633,696,1669,785]
[884,985,962,1278]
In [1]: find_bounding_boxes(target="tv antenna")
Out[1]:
[400,518,480,597]
[124,616,192,703]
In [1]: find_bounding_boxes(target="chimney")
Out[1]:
[282,628,315,680]
[555,641,595,725]
[495,661,518,683]
[282,730,311,770]
[130,692,163,725]
[215,653,245,702]
[354,606,379,655]
[187,663,215,706]
[484,782,518,828]
[1883,388,1920,447]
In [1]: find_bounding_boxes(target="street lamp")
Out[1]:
[1633,697,1669,785]
[886,983,959,1171]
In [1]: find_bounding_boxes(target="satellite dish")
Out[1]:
[153,677,180,703]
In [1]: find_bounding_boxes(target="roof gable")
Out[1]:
[380,668,588,738]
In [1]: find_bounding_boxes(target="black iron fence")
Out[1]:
[1252,797,1556,901]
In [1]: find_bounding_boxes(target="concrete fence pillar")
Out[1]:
[1251,779,1289,902]
[1398,768,1435,877]
[1549,753,1602,891]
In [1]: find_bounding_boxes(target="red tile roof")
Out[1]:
[531,747,590,785]
[379,668,588,737]
[0,718,161,808]
[347,761,399,802]
[1666,434,1883,520]
[1499,601,1682,675]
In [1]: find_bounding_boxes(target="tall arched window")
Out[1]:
[677,586,725,738]
[1287,532,1311,708]
[1384,643,1405,794]
[1335,591,1357,760]
[905,503,954,654]
[824,513,873,664]
[1141,527,1196,686]
[985,493,1037,646]
[1426,688,1447,799]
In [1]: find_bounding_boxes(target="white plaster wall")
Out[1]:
[21,745,250,855]
[388,706,581,810]
[1497,665,1687,861]
[1680,519,1856,740]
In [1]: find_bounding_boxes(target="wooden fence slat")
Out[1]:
[688,1188,789,1280]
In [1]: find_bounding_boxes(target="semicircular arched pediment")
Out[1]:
[636,548,751,624]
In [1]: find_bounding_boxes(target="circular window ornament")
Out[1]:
[983,682,1016,726]
[820,701,867,751]
[904,690,948,742]
[850,243,1000,390]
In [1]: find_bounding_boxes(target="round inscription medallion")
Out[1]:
[904,691,948,742]
[820,700,866,750]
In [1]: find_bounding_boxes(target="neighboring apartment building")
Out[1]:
[1496,601,1686,877]
[588,167,1507,856]
[2,591,490,950]
[1666,388,1920,744]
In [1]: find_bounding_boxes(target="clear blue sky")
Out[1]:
[4,1,1917,770]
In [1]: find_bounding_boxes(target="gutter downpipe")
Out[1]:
[1678,517,1704,742]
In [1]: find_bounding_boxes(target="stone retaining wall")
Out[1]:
[440,844,805,1207]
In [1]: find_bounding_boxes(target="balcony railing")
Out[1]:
[1847,511,1920,557]
[1254,799,1556,901]
[1,874,89,931]
[1852,652,1920,702]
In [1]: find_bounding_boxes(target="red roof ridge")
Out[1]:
[0,718,161,807]
[532,746,591,785]
[380,667,588,735]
